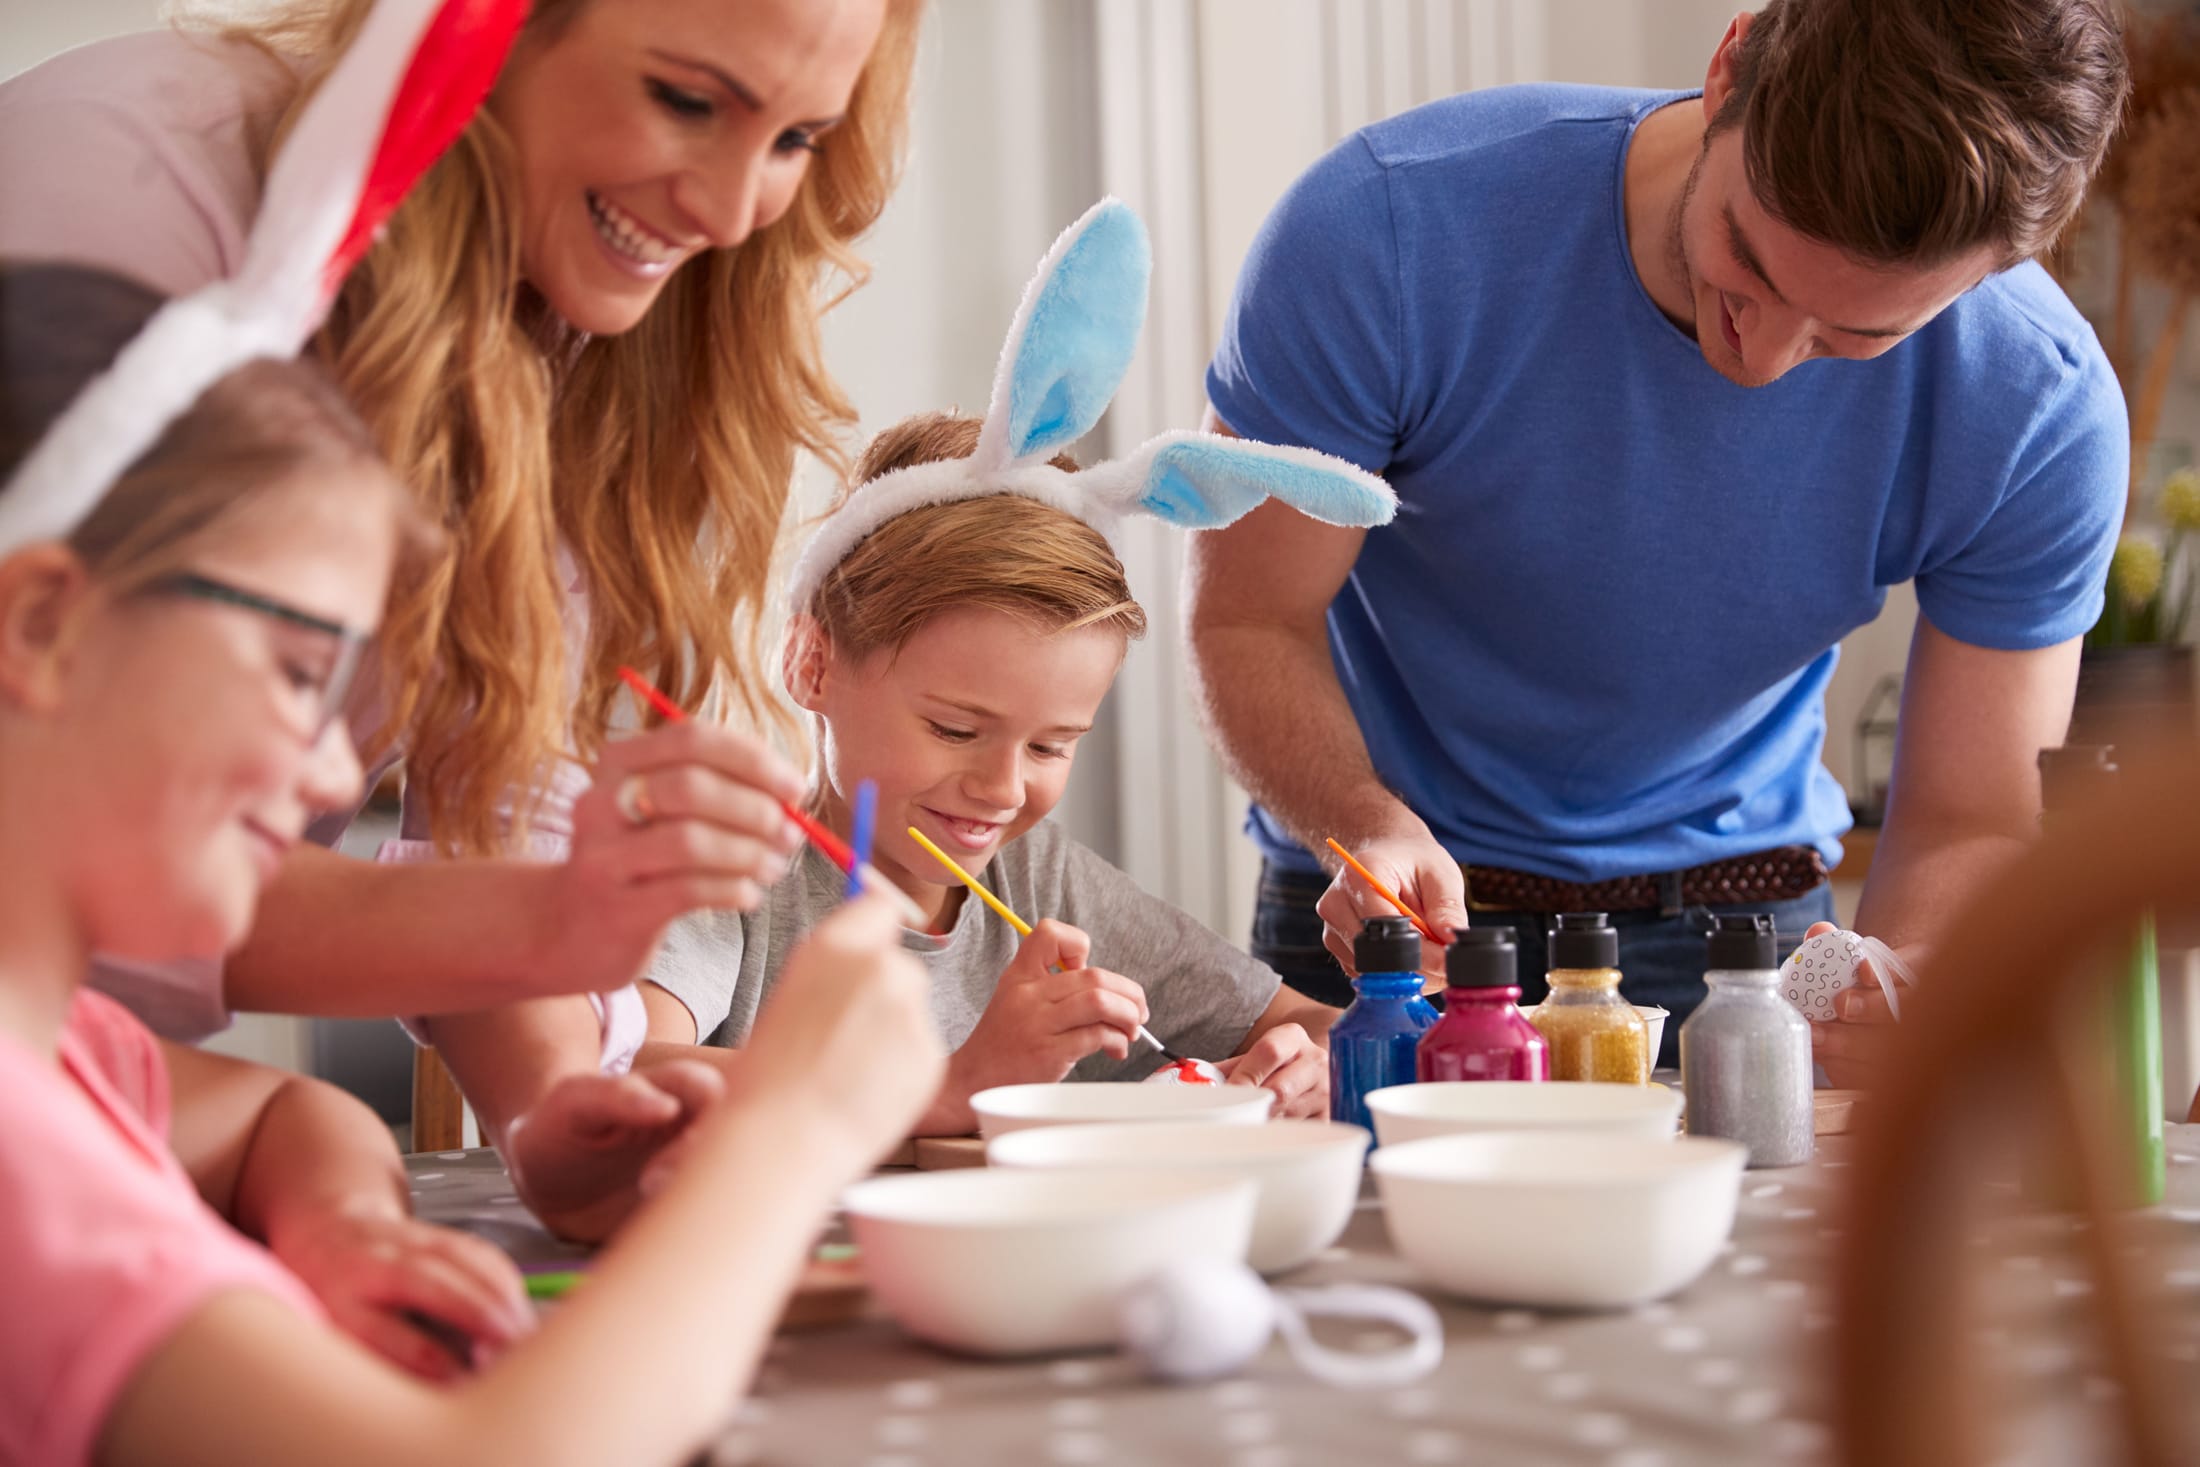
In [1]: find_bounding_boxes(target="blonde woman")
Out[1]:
[0,0,920,1236]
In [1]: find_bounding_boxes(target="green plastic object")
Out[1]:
[2040,745,2166,1208]
[2113,911,2166,1207]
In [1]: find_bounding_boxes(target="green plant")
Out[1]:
[2093,468,2200,646]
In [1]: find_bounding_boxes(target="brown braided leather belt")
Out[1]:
[1463,845,1829,914]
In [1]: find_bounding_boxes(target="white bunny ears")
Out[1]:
[0,0,526,555]
[786,198,1397,612]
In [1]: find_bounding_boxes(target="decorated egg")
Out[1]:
[1780,928,1910,1022]
[1780,928,1865,1020]
[1144,1056,1225,1086]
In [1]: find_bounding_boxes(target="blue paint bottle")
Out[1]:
[1329,915,1440,1135]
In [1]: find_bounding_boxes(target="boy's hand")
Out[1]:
[266,1203,534,1381]
[504,1060,726,1243]
[1216,1021,1328,1118]
[925,920,1150,1132]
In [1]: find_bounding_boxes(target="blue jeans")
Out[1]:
[1251,860,1836,1068]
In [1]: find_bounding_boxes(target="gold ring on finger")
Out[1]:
[616,773,657,827]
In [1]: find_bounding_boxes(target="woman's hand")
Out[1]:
[264,1202,534,1381]
[503,1060,727,1243]
[723,892,946,1173]
[1216,1021,1329,1118]
[540,721,808,989]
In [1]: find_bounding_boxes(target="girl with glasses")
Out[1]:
[0,258,943,1467]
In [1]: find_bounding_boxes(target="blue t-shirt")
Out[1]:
[1206,84,2126,883]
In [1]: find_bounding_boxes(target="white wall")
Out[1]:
[0,0,165,79]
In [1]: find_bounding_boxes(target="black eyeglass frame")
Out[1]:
[152,572,370,738]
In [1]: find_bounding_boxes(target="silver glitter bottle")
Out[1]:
[1681,914,1814,1168]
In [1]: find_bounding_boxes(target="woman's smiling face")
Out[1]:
[490,0,886,336]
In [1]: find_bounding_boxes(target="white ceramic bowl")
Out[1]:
[1522,1003,1669,1076]
[1366,1080,1681,1147]
[986,1120,1371,1274]
[1371,1131,1746,1309]
[970,1082,1275,1139]
[843,1168,1256,1355]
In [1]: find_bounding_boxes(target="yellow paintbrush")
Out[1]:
[906,825,1180,1062]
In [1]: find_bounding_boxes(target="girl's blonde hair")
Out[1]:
[0,263,420,594]
[809,412,1147,660]
[199,0,922,854]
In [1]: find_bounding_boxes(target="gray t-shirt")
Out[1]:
[649,820,1282,1081]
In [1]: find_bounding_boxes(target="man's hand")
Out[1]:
[1216,1021,1328,1117]
[1314,828,1465,977]
[1802,920,1918,1089]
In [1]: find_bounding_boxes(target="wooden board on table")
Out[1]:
[877,1136,987,1170]
[1815,1089,1862,1135]
[913,1136,989,1170]
[778,1253,870,1332]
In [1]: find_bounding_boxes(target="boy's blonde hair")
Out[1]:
[808,412,1147,661]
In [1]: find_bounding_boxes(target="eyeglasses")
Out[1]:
[153,572,371,740]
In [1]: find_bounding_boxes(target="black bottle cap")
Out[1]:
[2038,744,2117,814]
[1705,913,1777,970]
[1548,911,1617,970]
[1445,926,1518,988]
[1354,915,1423,974]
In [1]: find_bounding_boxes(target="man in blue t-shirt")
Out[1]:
[1188,0,2130,1071]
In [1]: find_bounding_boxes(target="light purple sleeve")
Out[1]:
[0,31,290,299]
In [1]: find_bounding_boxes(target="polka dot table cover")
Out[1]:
[409,1125,2200,1466]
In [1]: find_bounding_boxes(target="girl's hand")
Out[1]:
[543,721,808,988]
[504,1061,727,1242]
[265,1204,533,1381]
[729,892,946,1171]
[1216,1021,1329,1118]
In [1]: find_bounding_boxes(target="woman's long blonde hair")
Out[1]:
[196,0,920,854]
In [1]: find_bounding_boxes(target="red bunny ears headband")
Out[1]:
[0,0,529,553]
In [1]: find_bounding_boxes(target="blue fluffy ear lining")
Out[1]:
[1134,437,1397,530]
[998,202,1151,463]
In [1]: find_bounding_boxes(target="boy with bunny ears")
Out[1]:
[637,200,1399,1132]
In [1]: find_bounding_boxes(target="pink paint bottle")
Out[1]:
[1417,926,1548,1082]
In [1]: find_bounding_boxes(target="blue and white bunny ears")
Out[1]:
[785,198,1396,611]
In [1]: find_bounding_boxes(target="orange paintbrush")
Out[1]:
[616,667,928,929]
[1323,837,1449,946]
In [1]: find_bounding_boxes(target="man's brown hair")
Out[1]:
[1711,0,2128,268]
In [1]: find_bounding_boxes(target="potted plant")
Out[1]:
[2054,7,2200,740]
